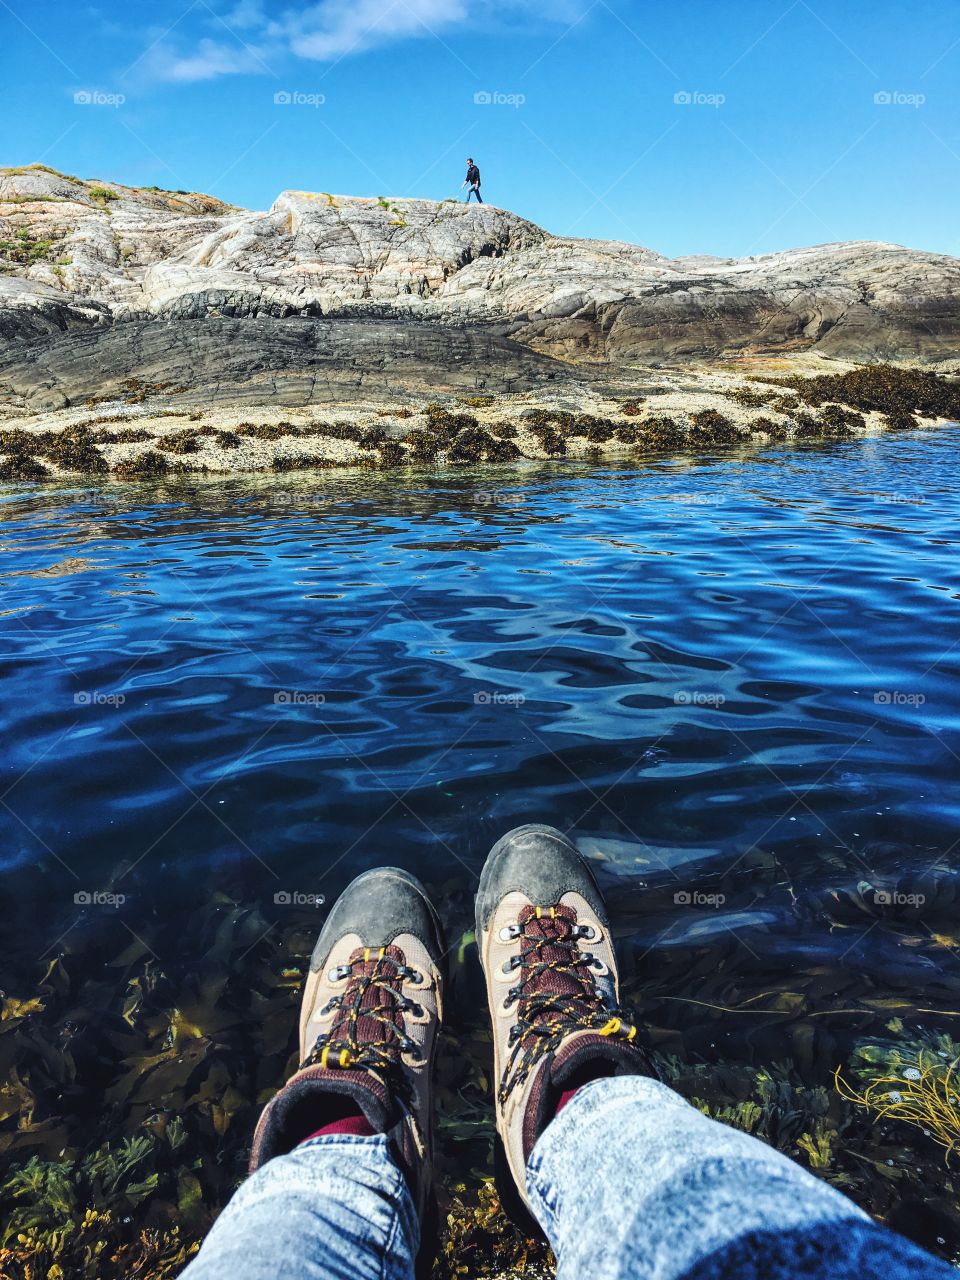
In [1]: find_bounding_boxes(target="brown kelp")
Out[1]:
[687,410,743,445]
[404,428,442,463]
[761,364,960,420]
[42,425,108,474]
[155,430,201,455]
[270,453,331,472]
[97,427,155,444]
[0,453,49,481]
[113,451,170,479]
[635,416,685,449]
[234,423,299,441]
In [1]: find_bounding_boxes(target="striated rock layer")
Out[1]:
[1,164,958,410]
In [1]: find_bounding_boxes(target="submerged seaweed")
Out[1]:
[2,879,960,1280]
[837,1033,960,1161]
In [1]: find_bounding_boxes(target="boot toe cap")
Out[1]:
[311,867,445,972]
[476,824,608,933]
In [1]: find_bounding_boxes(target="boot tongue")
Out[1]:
[325,944,406,1055]
[510,904,602,1074]
[517,904,589,1008]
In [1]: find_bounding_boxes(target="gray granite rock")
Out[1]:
[1,164,958,407]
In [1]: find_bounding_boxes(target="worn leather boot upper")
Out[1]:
[251,867,445,1228]
[477,824,654,1216]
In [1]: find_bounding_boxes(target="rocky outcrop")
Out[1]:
[0,315,581,410]
[1,164,958,410]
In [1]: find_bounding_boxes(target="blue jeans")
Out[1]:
[465,185,483,202]
[182,1076,952,1280]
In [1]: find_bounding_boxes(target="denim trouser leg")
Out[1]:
[526,1075,954,1280]
[181,1077,954,1280]
[181,1134,417,1280]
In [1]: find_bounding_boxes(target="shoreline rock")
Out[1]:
[1,358,957,483]
[2,166,960,386]
[2,164,958,480]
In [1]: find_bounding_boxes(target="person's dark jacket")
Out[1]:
[466,164,481,186]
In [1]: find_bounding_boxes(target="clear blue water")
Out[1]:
[3,435,959,924]
[2,431,960,1253]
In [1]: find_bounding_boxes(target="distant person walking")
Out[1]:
[462,157,482,203]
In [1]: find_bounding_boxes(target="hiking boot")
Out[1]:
[251,867,445,1232]
[476,823,655,1221]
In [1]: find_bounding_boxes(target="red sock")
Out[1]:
[556,1087,580,1114]
[300,1113,375,1142]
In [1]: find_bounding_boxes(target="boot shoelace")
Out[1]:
[302,945,425,1075]
[498,904,635,1104]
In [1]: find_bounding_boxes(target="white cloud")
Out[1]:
[286,0,469,61]
[222,0,268,29]
[152,37,266,82]
[143,0,587,82]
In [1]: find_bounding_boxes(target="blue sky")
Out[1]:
[2,0,958,258]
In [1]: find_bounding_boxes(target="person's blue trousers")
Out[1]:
[182,1075,953,1280]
